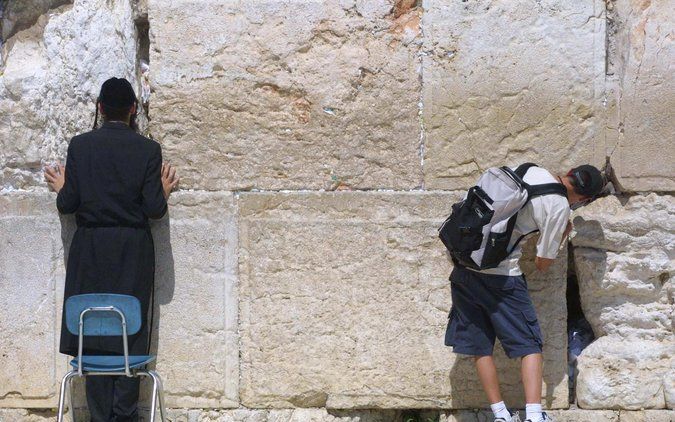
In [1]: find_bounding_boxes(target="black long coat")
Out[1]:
[57,121,167,356]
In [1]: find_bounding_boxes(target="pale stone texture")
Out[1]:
[604,0,675,192]
[0,191,68,407]
[4,408,675,422]
[0,192,137,412]
[422,0,605,190]
[439,409,629,422]
[147,191,239,408]
[149,0,422,191]
[572,194,675,409]
[0,0,140,190]
[619,410,675,422]
[575,337,673,409]
[239,192,568,409]
[0,409,59,422]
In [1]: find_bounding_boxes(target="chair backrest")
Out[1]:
[65,294,141,336]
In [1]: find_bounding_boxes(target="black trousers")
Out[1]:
[86,376,140,422]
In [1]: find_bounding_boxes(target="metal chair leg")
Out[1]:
[149,374,158,422]
[57,371,77,422]
[148,371,167,422]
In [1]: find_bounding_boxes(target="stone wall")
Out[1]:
[0,0,673,419]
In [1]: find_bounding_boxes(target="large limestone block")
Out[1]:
[0,0,140,190]
[422,0,605,190]
[149,1,422,191]
[572,194,675,409]
[605,0,675,192]
[572,194,674,340]
[148,191,239,408]
[576,337,673,409]
[0,191,66,407]
[239,192,568,409]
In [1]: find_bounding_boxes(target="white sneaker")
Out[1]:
[524,412,553,422]
[495,411,521,422]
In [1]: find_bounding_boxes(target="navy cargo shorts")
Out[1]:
[445,266,543,358]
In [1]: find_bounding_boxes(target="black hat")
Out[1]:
[569,165,605,197]
[98,77,136,109]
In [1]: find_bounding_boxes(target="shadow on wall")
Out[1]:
[57,212,176,414]
[148,212,176,354]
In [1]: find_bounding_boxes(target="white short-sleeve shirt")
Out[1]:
[474,166,571,276]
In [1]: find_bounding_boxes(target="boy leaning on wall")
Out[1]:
[439,163,605,422]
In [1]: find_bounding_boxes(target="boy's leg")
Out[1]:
[522,353,545,421]
[475,355,502,403]
[521,353,543,403]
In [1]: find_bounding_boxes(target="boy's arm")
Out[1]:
[532,197,571,272]
[535,256,555,272]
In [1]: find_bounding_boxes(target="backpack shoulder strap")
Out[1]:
[528,183,568,200]
[514,162,539,178]
[514,162,569,200]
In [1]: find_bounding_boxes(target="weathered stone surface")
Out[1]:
[576,336,673,409]
[148,191,239,408]
[605,0,675,192]
[4,408,674,422]
[440,409,621,422]
[0,409,59,422]
[619,410,675,422]
[0,0,71,42]
[572,194,674,340]
[6,408,675,422]
[0,191,66,407]
[572,194,675,409]
[543,410,620,422]
[239,192,568,409]
[0,0,140,190]
[422,0,605,190]
[149,1,422,191]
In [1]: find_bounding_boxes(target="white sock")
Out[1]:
[491,401,511,421]
[525,403,543,421]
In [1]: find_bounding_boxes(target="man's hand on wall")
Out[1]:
[161,162,179,199]
[44,163,65,193]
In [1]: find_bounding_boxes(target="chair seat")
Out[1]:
[69,355,156,372]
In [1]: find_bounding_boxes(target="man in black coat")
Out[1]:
[44,77,179,422]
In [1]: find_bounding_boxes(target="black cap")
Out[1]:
[98,77,136,109]
[570,164,604,197]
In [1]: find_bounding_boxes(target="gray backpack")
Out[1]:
[438,163,567,270]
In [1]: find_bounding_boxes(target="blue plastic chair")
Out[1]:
[57,294,166,422]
